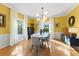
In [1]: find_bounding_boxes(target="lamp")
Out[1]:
[69,27,78,33]
[69,27,78,37]
[36,7,48,22]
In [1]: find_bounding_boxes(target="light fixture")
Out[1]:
[36,13,39,17]
[44,11,48,15]
[36,7,48,22]
[37,18,40,21]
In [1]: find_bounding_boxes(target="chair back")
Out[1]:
[46,34,50,42]
[31,37,41,47]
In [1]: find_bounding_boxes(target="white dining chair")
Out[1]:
[31,37,42,55]
[46,34,50,47]
[31,37,41,50]
[41,34,50,48]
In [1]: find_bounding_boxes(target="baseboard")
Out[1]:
[54,32,63,39]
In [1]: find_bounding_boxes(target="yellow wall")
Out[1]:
[44,18,49,23]
[34,19,41,32]
[0,4,10,34]
[54,16,67,32]
[54,4,79,33]
[27,18,40,32]
[28,18,34,27]
[66,5,79,28]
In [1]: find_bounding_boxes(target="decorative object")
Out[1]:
[69,27,78,33]
[68,28,79,46]
[68,16,75,27]
[17,20,23,34]
[0,14,6,27]
[69,27,78,38]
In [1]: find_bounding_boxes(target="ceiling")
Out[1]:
[6,3,78,17]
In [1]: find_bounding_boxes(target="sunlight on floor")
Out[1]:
[51,39,79,55]
[64,48,71,56]
[51,40,74,50]
[11,45,23,56]
[0,39,78,56]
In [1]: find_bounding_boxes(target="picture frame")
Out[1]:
[0,14,6,27]
[68,16,75,27]
[55,23,59,28]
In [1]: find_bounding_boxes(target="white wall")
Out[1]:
[0,34,10,49]
[54,32,63,39]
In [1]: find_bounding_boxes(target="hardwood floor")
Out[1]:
[0,39,79,56]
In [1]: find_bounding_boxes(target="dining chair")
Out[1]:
[31,37,42,55]
[44,34,50,47]
[41,34,50,48]
[31,37,41,50]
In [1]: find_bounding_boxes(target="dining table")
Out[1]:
[31,32,49,39]
[31,32,50,48]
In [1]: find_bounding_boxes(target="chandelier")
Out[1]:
[36,7,48,22]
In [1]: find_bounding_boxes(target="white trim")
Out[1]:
[10,9,28,46]
[0,34,10,49]
[10,9,17,46]
[49,17,55,39]
[54,32,63,39]
[23,15,28,40]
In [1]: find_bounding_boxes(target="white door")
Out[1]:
[49,18,54,39]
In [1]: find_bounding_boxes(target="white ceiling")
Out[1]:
[6,3,78,17]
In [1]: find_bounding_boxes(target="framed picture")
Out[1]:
[0,14,6,27]
[55,23,59,27]
[68,16,75,27]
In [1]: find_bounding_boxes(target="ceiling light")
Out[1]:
[36,13,39,17]
[44,11,48,15]
[36,7,48,22]
[37,18,40,21]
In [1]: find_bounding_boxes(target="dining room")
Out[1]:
[0,3,79,56]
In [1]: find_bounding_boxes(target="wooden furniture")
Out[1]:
[27,27,34,39]
[63,28,70,35]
